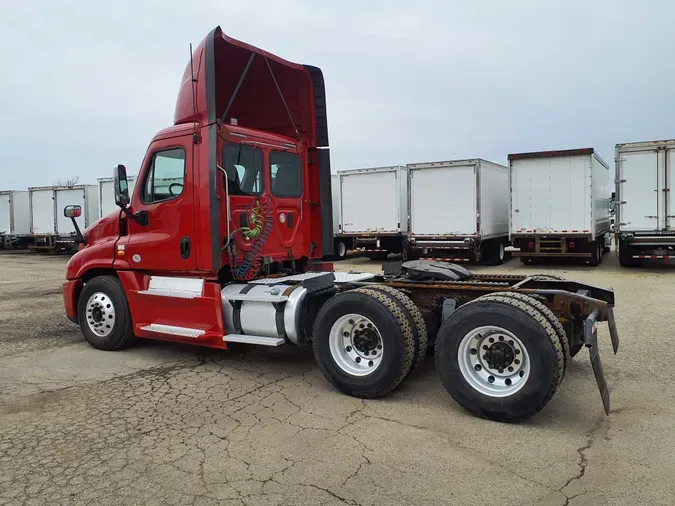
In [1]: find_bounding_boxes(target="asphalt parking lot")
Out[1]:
[1,250,674,505]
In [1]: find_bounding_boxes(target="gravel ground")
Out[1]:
[1,250,674,505]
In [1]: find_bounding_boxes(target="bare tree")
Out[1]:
[54,176,80,187]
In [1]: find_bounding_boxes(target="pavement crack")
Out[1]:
[559,416,606,505]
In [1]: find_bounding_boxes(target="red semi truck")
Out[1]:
[62,27,619,423]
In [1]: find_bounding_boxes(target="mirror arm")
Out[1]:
[69,218,85,244]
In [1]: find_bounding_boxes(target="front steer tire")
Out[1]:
[434,296,564,423]
[312,289,415,398]
[77,275,136,351]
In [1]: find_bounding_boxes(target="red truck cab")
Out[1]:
[63,26,333,348]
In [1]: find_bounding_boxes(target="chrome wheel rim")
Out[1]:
[85,292,116,337]
[457,325,530,397]
[337,242,347,258]
[499,243,505,261]
[329,313,383,376]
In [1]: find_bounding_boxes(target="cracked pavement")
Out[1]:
[1,250,675,505]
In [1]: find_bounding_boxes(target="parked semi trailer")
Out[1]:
[509,148,611,265]
[333,166,408,260]
[614,139,675,266]
[29,185,99,251]
[406,159,509,264]
[0,190,30,248]
[61,27,619,423]
[98,176,137,218]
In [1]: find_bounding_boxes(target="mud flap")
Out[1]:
[608,306,619,354]
[585,308,610,415]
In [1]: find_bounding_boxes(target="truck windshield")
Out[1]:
[270,151,302,198]
[222,143,263,196]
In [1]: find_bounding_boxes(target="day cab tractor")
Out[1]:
[62,27,619,423]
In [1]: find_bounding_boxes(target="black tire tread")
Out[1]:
[364,285,429,373]
[435,297,564,423]
[475,293,569,384]
[78,275,135,351]
[472,294,564,388]
[349,288,415,384]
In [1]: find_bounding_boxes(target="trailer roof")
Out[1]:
[508,148,594,161]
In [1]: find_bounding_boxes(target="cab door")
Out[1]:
[123,136,197,272]
[268,150,305,259]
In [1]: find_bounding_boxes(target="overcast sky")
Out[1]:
[1,0,673,190]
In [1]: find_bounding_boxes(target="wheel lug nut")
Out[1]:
[488,376,495,383]
[377,345,382,350]
[515,349,521,355]
[346,346,352,352]
[359,324,365,329]
[343,332,349,337]
[474,364,482,371]
[482,345,488,350]
[348,319,354,325]
[470,348,477,355]
[508,340,514,345]
[489,337,494,343]
[508,367,514,372]
[499,336,504,341]
[498,368,504,373]
[515,359,520,365]
[356,357,361,363]
[367,323,372,328]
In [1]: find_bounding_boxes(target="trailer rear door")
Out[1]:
[341,170,400,233]
[0,194,10,234]
[618,149,660,231]
[410,164,476,236]
[31,189,55,234]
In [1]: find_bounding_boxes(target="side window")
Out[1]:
[222,143,263,196]
[142,148,186,204]
[270,151,302,198]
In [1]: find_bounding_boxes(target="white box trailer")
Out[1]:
[407,159,510,265]
[98,175,137,218]
[29,185,99,237]
[0,190,30,248]
[615,139,675,266]
[509,148,611,265]
[335,165,408,259]
[330,174,350,259]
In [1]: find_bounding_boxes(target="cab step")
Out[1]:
[140,323,205,338]
[223,334,285,346]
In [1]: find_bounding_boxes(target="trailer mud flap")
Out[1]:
[585,308,610,415]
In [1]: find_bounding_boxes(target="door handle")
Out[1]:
[180,236,191,259]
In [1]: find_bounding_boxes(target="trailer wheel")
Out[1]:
[588,240,602,266]
[312,289,415,398]
[335,240,348,259]
[434,297,564,422]
[362,285,429,374]
[77,275,136,351]
[480,240,505,266]
[472,293,569,384]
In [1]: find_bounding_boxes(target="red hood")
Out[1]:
[173,26,328,148]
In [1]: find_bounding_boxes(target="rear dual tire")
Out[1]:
[434,294,565,422]
[312,287,428,398]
